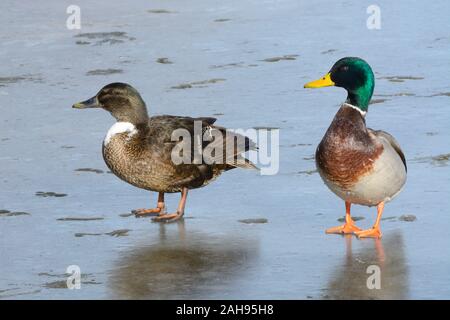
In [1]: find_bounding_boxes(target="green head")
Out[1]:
[304,57,375,112]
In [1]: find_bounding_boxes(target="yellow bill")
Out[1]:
[304,73,335,88]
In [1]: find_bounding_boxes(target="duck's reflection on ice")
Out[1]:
[109,220,258,299]
[326,232,408,299]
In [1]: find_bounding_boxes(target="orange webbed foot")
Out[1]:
[326,202,362,235]
[152,212,183,223]
[133,207,164,218]
[326,222,362,235]
[355,227,382,239]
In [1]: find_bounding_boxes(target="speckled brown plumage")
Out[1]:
[102,115,256,193]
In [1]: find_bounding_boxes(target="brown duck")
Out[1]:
[73,83,257,222]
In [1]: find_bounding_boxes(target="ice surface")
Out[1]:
[0,0,449,299]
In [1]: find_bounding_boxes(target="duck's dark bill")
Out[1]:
[304,72,335,88]
[72,96,100,109]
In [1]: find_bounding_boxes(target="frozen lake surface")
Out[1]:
[1,0,449,299]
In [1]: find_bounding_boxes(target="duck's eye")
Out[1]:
[339,66,349,72]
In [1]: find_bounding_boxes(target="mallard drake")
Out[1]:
[304,57,407,238]
[73,83,257,222]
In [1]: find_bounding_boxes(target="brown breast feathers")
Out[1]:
[315,105,384,190]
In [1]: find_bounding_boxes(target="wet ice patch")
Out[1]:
[321,49,337,54]
[156,57,173,64]
[0,288,41,298]
[0,210,31,217]
[379,76,424,83]
[39,272,101,289]
[119,213,134,217]
[238,218,268,224]
[35,191,67,197]
[74,32,135,46]
[105,229,131,237]
[74,232,102,237]
[57,216,104,221]
[374,93,416,97]
[0,74,42,87]
[399,215,417,222]
[261,54,298,62]
[147,9,176,14]
[370,98,389,105]
[171,78,226,89]
[210,62,245,69]
[4,211,30,216]
[75,229,131,237]
[214,18,231,22]
[431,153,450,164]
[86,68,123,76]
[428,92,450,97]
[412,153,450,167]
[75,168,104,174]
[0,76,27,86]
[296,169,317,176]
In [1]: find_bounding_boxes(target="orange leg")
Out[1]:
[326,202,362,235]
[355,202,384,239]
[152,187,188,223]
[133,192,165,217]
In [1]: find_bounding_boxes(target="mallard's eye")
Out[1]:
[339,66,349,72]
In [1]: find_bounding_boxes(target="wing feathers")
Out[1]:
[369,128,407,172]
